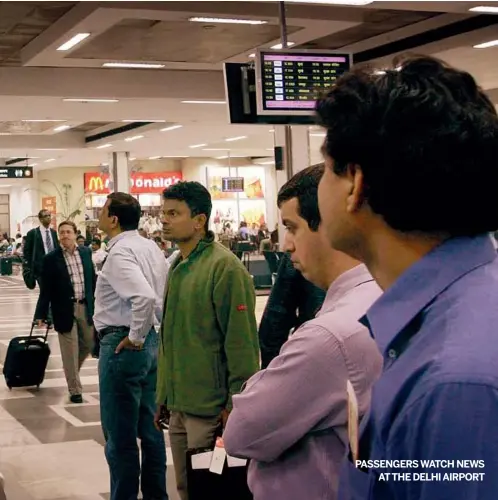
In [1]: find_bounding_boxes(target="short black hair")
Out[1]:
[91,238,101,247]
[107,192,141,231]
[77,235,85,241]
[316,55,498,236]
[277,163,325,231]
[162,181,212,230]
[38,209,50,218]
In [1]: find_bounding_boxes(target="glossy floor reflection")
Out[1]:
[0,275,269,500]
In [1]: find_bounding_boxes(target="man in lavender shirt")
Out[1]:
[223,164,382,500]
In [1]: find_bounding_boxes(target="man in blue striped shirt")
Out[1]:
[316,56,498,500]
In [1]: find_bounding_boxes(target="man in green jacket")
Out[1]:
[155,181,260,500]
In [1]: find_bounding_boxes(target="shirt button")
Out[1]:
[388,349,397,359]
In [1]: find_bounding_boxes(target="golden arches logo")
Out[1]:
[88,176,104,192]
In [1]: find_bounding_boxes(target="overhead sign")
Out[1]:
[222,177,244,192]
[0,166,33,179]
[84,171,183,194]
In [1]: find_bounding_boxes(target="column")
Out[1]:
[110,152,130,193]
[289,126,310,175]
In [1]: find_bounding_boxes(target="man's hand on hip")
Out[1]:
[115,336,143,354]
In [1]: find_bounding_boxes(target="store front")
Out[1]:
[206,165,268,234]
[83,170,183,221]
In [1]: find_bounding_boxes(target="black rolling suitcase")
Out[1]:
[0,257,12,276]
[3,322,51,389]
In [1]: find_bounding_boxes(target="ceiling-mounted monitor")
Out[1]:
[255,49,352,116]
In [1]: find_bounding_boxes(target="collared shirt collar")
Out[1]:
[179,231,215,264]
[106,230,138,251]
[62,244,78,256]
[361,234,497,354]
[317,263,374,316]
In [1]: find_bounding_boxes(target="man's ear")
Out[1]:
[346,164,366,213]
[195,214,207,230]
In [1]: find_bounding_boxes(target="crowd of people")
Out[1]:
[9,55,498,500]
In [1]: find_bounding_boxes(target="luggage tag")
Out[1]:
[209,437,227,475]
[347,380,359,462]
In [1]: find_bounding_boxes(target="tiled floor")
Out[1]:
[0,275,268,500]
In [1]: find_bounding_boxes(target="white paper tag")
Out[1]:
[191,451,213,470]
[227,455,247,468]
[209,444,226,475]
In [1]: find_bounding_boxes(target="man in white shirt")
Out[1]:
[94,192,169,500]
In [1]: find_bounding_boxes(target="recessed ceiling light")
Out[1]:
[249,53,256,58]
[96,143,112,149]
[216,156,229,159]
[103,62,165,69]
[181,100,226,105]
[269,129,275,132]
[129,157,136,161]
[189,143,207,149]
[202,148,230,151]
[0,133,12,135]
[283,0,373,4]
[163,155,189,158]
[149,156,162,160]
[266,148,274,151]
[37,148,67,151]
[469,6,498,13]
[22,119,65,123]
[160,125,183,132]
[474,39,498,49]
[57,33,90,51]
[225,136,247,142]
[124,135,144,142]
[63,98,119,103]
[122,119,166,123]
[270,42,296,50]
[53,125,71,132]
[44,159,56,163]
[257,160,275,165]
[188,17,267,25]
[310,132,326,137]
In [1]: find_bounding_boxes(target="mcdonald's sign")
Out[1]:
[84,171,182,194]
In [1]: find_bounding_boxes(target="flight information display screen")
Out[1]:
[257,50,351,115]
[222,177,244,192]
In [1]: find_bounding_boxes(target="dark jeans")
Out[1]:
[99,327,168,500]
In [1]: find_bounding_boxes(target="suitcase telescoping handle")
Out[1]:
[29,321,51,344]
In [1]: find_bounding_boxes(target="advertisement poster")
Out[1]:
[41,196,57,228]
[84,171,183,194]
[208,167,265,200]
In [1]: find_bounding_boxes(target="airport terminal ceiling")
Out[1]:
[0,0,495,167]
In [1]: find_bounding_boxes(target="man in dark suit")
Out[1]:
[35,220,96,404]
[23,209,59,286]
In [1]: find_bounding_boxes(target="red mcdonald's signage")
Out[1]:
[84,171,183,194]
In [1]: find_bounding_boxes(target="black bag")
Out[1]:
[0,257,12,276]
[3,321,51,389]
[186,448,253,500]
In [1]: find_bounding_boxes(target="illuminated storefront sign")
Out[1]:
[84,171,183,194]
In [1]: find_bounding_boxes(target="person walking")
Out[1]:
[35,220,96,403]
[94,192,168,500]
[23,209,59,288]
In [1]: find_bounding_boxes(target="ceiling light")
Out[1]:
[188,16,267,25]
[0,185,12,188]
[469,6,498,13]
[202,148,230,151]
[22,119,65,123]
[474,39,498,49]
[37,148,67,151]
[122,119,166,123]
[160,125,183,132]
[270,42,296,50]
[57,33,90,51]
[30,164,38,167]
[249,53,256,58]
[189,143,207,149]
[269,129,275,132]
[149,156,162,160]
[53,125,71,132]
[310,132,326,137]
[266,148,274,151]
[283,0,373,4]
[96,143,112,149]
[103,62,165,69]
[225,136,247,142]
[216,156,229,159]
[163,155,188,158]
[181,100,226,105]
[63,98,118,103]
[124,135,144,142]
[258,160,275,165]
[44,159,56,163]
[129,157,136,161]
[0,133,12,135]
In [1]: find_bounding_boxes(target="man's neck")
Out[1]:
[177,231,205,260]
[361,230,449,291]
[63,243,77,254]
[107,228,123,240]
[41,225,50,230]
[322,253,361,290]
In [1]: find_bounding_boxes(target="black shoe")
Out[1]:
[70,394,83,404]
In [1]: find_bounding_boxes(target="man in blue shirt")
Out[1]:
[316,56,498,499]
